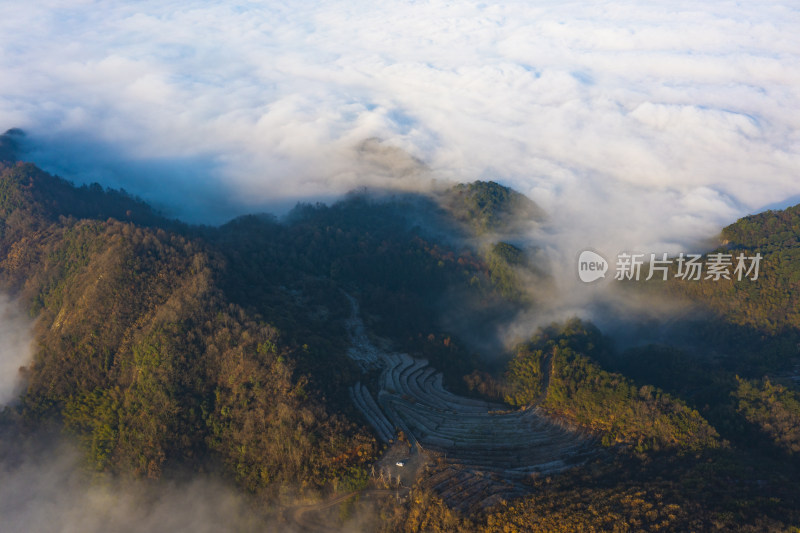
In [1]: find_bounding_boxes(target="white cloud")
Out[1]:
[0,0,798,242]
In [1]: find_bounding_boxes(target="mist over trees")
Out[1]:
[1,154,800,531]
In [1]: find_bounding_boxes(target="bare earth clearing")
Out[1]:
[345,295,597,512]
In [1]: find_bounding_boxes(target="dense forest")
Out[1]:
[0,155,535,499]
[1,134,800,531]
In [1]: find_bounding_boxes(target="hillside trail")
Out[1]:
[535,349,555,405]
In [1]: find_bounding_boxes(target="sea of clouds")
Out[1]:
[0,0,799,261]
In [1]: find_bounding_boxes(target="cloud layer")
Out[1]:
[1,0,798,244]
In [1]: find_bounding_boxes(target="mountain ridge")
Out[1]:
[1,157,799,530]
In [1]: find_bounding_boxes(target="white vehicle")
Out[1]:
[395,460,405,467]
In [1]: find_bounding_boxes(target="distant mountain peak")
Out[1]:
[0,128,25,162]
[441,180,544,236]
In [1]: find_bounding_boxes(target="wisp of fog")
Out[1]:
[0,438,268,533]
[0,292,32,405]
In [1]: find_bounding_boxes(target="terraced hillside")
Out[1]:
[345,296,596,509]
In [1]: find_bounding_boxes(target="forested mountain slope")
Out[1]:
[0,160,544,500]
[1,153,799,530]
